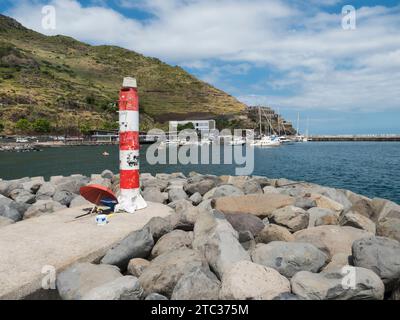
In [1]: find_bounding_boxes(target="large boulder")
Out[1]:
[294,225,372,259]
[35,182,56,200]
[189,192,202,205]
[57,263,122,300]
[309,193,344,215]
[371,198,400,222]
[291,267,385,300]
[192,211,250,278]
[168,186,188,202]
[151,230,193,258]
[224,213,265,236]
[269,206,309,232]
[251,242,328,278]
[0,178,30,197]
[101,170,114,180]
[142,187,165,204]
[203,185,244,200]
[294,197,317,210]
[350,198,375,219]
[307,207,338,228]
[145,216,174,241]
[171,267,221,300]
[340,212,376,234]
[142,178,168,191]
[184,178,217,196]
[242,180,262,195]
[127,258,150,278]
[81,276,143,300]
[376,216,400,242]
[0,195,23,222]
[9,189,36,204]
[219,261,290,300]
[213,194,295,218]
[101,227,154,270]
[352,236,400,291]
[139,248,208,297]
[322,253,351,272]
[145,293,169,300]
[255,224,294,244]
[23,200,66,219]
[53,190,75,206]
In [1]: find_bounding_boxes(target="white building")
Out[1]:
[169,120,216,132]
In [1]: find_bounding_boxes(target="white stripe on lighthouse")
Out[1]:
[119,110,139,132]
[120,150,140,171]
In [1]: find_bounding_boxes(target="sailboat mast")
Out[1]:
[259,106,262,137]
[296,112,300,136]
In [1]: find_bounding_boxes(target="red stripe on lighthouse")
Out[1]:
[119,88,139,111]
[120,170,140,189]
[120,131,140,150]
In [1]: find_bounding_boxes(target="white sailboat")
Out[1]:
[251,106,282,147]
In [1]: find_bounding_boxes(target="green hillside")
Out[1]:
[0,14,246,134]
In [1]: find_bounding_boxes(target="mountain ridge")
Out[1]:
[0,14,246,134]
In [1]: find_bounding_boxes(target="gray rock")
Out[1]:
[23,200,66,219]
[142,187,165,204]
[224,213,265,236]
[151,230,193,258]
[168,187,188,202]
[262,217,270,225]
[352,236,400,291]
[101,227,154,270]
[197,199,213,211]
[9,189,36,204]
[321,188,352,212]
[185,178,217,196]
[81,276,143,300]
[340,212,376,234]
[238,230,256,250]
[139,248,208,298]
[192,211,250,278]
[53,190,75,206]
[0,178,30,197]
[69,195,92,208]
[307,207,338,228]
[36,182,56,199]
[145,216,174,241]
[171,267,221,300]
[255,224,294,244]
[219,260,291,300]
[189,192,203,205]
[242,180,262,195]
[291,268,385,300]
[0,195,23,222]
[127,258,150,278]
[56,263,122,300]
[145,293,169,300]
[142,178,168,191]
[0,216,14,227]
[21,177,45,194]
[270,206,309,232]
[350,198,375,218]
[251,241,328,278]
[101,170,114,180]
[295,197,317,210]
[168,198,193,213]
[203,185,244,200]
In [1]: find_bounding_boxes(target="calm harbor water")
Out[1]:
[0,142,399,204]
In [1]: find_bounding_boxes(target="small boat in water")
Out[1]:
[102,151,110,156]
[251,135,281,147]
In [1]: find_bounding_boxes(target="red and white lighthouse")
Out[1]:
[114,77,147,213]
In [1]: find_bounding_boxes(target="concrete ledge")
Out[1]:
[0,202,174,300]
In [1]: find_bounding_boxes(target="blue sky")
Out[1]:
[1,0,400,134]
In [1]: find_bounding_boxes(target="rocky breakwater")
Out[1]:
[34,172,399,300]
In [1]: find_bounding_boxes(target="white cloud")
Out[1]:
[5,0,400,113]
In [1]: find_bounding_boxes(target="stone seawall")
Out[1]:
[0,171,399,300]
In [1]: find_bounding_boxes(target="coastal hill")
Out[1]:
[0,14,247,134]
